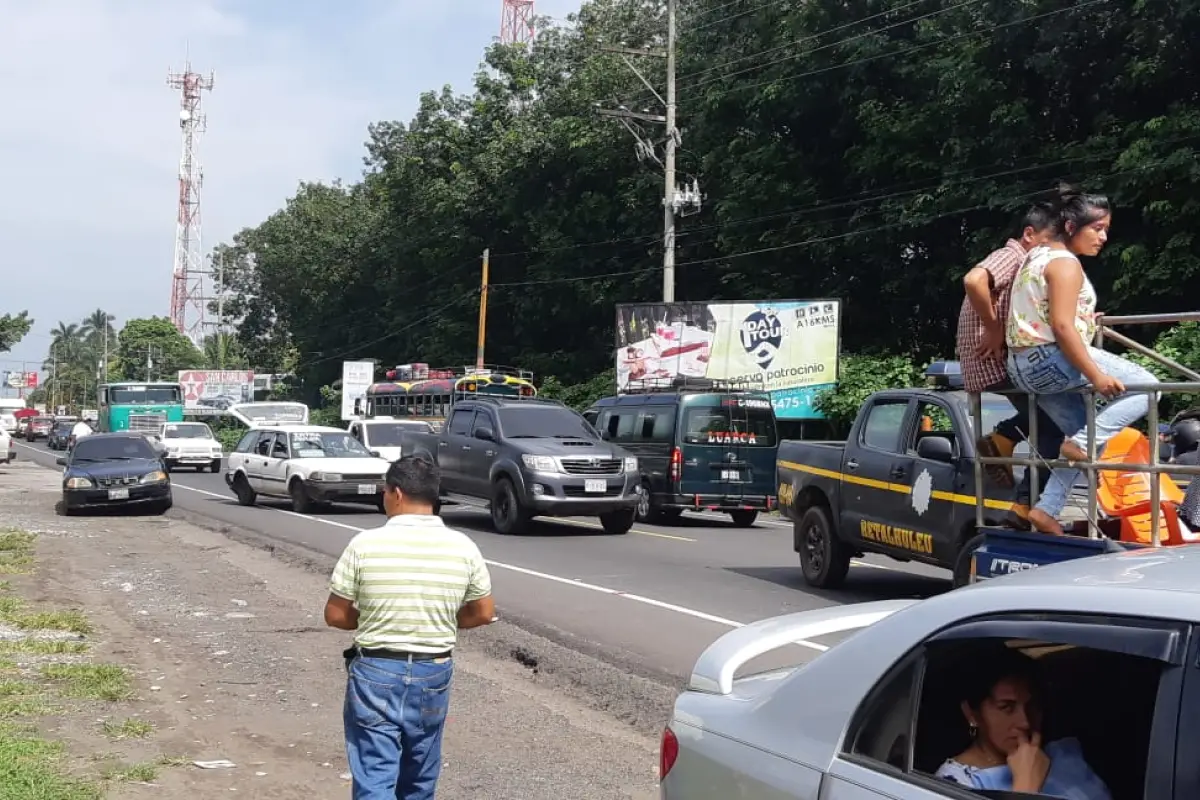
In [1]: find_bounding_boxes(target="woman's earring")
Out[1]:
[968,722,978,739]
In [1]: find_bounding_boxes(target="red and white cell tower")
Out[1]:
[500,0,535,45]
[167,62,214,343]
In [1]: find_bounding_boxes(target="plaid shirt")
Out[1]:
[955,239,1027,393]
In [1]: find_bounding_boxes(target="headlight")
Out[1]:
[624,457,638,473]
[65,477,93,489]
[140,471,168,484]
[311,472,342,482]
[521,455,557,472]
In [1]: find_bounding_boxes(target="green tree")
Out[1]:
[814,354,926,433]
[0,312,32,354]
[114,317,203,381]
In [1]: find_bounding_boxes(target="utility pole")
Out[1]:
[596,0,699,303]
[145,346,154,382]
[476,249,490,370]
[217,251,226,369]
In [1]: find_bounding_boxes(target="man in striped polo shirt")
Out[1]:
[324,455,494,800]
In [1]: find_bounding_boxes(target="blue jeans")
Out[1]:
[985,378,1062,505]
[343,655,454,800]
[1008,344,1159,519]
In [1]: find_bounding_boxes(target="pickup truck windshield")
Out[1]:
[365,423,429,446]
[683,406,777,447]
[500,407,598,440]
[289,432,373,458]
[73,437,156,461]
[163,424,212,439]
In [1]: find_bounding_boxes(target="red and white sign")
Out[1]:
[25,372,37,389]
[178,370,255,412]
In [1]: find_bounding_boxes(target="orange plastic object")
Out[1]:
[1095,427,1196,545]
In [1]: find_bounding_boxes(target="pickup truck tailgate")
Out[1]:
[972,527,1136,581]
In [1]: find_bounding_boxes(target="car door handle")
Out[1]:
[485,450,495,457]
[461,445,471,451]
[438,441,448,448]
[845,459,859,471]
[890,466,906,479]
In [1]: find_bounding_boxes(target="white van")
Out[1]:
[0,398,26,433]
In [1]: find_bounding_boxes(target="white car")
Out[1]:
[224,424,390,513]
[154,421,223,473]
[347,417,436,463]
[0,428,13,464]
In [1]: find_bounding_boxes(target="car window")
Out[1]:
[470,411,496,435]
[255,433,274,457]
[72,437,156,461]
[234,431,259,453]
[910,400,956,457]
[600,410,637,442]
[842,617,1180,800]
[289,431,373,458]
[635,406,676,443]
[861,400,909,453]
[447,409,475,437]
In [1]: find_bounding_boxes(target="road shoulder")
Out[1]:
[0,459,658,799]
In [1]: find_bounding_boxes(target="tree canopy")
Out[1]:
[210,0,1200,400]
[0,312,32,354]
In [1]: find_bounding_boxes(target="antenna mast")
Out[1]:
[500,0,535,45]
[167,60,214,344]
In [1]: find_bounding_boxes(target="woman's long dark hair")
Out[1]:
[1040,181,1111,238]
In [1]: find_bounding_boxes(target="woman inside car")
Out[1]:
[936,647,1112,799]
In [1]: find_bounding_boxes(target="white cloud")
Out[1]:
[0,0,582,376]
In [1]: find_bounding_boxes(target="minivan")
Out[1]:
[584,387,779,527]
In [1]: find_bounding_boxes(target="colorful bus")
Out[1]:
[363,365,536,429]
[97,382,185,433]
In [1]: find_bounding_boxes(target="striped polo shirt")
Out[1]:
[329,514,492,653]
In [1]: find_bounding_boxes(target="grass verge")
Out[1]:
[0,531,34,575]
[101,717,153,739]
[41,664,133,702]
[0,723,102,799]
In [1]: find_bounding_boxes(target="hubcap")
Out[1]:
[637,488,649,518]
[804,524,824,572]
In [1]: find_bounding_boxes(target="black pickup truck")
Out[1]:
[398,396,642,535]
[777,384,1023,589]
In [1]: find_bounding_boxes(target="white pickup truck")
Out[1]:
[153,421,223,473]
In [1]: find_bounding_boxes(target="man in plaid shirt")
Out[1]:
[956,204,1063,522]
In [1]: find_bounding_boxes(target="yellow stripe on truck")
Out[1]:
[777,459,1013,512]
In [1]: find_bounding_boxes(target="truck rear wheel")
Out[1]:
[798,505,851,589]
[729,510,758,527]
[952,532,986,588]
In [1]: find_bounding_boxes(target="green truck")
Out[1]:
[97,382,185,433]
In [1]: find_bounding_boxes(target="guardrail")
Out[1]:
[970,312,1200,547]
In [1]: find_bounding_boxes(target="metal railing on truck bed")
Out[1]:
[970,311,1200,547]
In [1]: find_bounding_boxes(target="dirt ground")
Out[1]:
[0,458,659,799]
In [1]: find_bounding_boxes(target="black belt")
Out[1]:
[343,646,452,662]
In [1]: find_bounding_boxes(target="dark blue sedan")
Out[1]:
[57,434,173,515]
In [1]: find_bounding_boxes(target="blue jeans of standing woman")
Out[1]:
[1007,344,1159,520]
[343,655,453,800]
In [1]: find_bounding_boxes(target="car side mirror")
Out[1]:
[55,457,66,467]
[916,435,955,463]
[474,427,494,441]
[369,450,382,458]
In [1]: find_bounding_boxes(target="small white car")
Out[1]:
[154,421,223,473]
[224,424,390,513]
[347,418,436,463]
[0,428,13,464]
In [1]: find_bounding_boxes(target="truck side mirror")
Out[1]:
[55,457,66,467]
[474,427,494,441]
[916,435,955,463]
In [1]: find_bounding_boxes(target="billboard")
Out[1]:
[3,371,36,389]
[341,361,376,421]
[178,370,255,415]
[615,299,841,420]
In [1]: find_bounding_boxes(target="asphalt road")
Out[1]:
[13,439,948,681]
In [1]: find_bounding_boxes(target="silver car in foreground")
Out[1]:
[661,547,1200,799]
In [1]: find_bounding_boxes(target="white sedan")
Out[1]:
[0,428,13,464]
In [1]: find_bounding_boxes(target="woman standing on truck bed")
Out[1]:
[1005,185,1159,535]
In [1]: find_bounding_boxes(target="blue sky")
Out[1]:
[0,0,580,388]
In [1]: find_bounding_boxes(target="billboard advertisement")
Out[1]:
[178,370,255,414]
[614,299,841,420]
[341,360,376,421]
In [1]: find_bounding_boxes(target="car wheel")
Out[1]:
[599,509,635,535]
[490,478,530,535]
[289,480,314,514]
[797,505,851,589]
[634,481,663,524]
[952,532,987,588]
[209,460,221,474]
[232,473,257,506]
[154,498,173,515]
[729,510,759,527]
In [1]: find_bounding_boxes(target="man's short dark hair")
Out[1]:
[385,455,441,505]
[1021,201,1055,233]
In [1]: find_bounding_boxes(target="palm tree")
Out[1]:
[45,322,85,409]
[80,309,116,383]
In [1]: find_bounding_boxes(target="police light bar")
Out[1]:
[924,360,964,389]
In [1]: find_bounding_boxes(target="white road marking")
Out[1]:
[169,484,828,651]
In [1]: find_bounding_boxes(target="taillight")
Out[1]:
[669,447,682,483]
[659,725,679,780]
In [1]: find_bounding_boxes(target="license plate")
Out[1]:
[584,479,606,493]
[720,470,742,481]
[108,488,129,500]
[357,484,376,495]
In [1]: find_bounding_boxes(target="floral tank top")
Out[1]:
[1006,246,1098,348]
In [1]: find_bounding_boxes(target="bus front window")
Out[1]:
[109,386,182,404]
